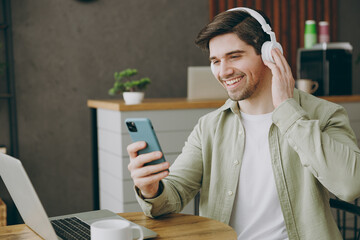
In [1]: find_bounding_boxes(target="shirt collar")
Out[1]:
[219,88,300,115]
[218,98,240,115]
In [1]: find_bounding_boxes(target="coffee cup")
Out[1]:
[296,79,319,94]
[91,219,144,240]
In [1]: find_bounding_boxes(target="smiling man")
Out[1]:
[127,8,360,240]
[208,32,274,114]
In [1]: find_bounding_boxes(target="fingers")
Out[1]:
[127,141,146,159]
[264,48,295,108]
[264,48,294,80]
[273,49,295,88]
[126,141,170,198]
[127,152,170,198]
[263,59,278,75]
[129,155,169,174]
[132,167,169,190]
[271,48,287,72]
[129,151,164,169]
[263,58,282,85]
[127,143,169,180]
[272,48,293,76]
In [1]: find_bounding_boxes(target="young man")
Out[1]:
[127,8,360,239]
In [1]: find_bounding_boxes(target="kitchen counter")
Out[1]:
[87,95,360,111]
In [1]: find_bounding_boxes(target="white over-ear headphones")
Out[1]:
[227,7,283,63]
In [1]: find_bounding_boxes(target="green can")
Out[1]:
[304,20,317,48]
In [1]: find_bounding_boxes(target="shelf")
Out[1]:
[87,95,360,112]
[87,98,227,111]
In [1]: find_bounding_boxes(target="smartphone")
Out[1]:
[125,118,167,167]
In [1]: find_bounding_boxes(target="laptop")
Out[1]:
[187,66,228,100]
[0,153,157,240]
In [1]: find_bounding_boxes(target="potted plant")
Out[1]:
[108,68,151,105]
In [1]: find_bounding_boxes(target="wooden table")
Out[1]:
[0,212,237,239]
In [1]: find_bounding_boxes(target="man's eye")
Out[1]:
[230,55,240,59]
[211,60,220,65]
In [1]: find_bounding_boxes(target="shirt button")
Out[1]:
[228,191,233,196]
[234,160,239,165]
[238,130,242,135]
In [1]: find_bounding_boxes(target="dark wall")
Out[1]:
[7,0,209,222]
[338,0,360,94]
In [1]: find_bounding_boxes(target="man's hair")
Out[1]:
[195,9,272,55]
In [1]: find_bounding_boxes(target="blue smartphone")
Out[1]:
[125,118,167,167]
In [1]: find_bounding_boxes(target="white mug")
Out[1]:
[91,219,144,240]
[296,79,319,94]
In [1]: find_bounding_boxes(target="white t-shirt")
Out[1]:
[229,111,288,240]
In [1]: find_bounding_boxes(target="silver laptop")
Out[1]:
[187,66,228,100]
[0,153,157,240]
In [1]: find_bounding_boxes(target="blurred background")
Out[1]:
[0,0,359,224]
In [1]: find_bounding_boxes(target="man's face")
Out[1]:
[209,33,267,101]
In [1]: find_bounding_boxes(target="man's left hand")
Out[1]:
[263,48,295,108]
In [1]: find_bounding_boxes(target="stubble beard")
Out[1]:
[227,76,260,101]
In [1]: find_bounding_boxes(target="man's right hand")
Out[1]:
[127,141,170,199]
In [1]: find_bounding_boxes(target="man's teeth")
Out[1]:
[225,77,243,86]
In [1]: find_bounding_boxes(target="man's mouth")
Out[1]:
[224,75,245,86]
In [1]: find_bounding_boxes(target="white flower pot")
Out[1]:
[123,92,144,105]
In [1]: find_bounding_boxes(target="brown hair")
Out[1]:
[195,9,272,55]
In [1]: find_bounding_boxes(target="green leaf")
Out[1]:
[110,68,151,93]
[108,88,116,96]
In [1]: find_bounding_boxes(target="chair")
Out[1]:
[330,198,360,240]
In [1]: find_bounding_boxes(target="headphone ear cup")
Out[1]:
[261,41,284,63]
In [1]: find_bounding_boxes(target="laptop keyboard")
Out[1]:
[50,217,90,240]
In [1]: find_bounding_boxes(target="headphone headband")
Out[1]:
[226,7,283,63]
[227,7,271,32]
[227,7,276,42]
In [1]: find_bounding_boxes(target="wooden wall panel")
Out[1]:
[254,0,262,10]
[330,0,337,42]
[264,1,272,22]
[298,0,306,48]
[228,0,235,9]
[307,0,315,20]
[208,0,338,74]
[280,0,289,62]
[324,0,330,22]
[236,0,244,8]
[209,0,217,20]
[272,0,280,40]
[316,0,323,21]
[289,0,298,72]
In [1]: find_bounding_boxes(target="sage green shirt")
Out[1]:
[135,89,360,240]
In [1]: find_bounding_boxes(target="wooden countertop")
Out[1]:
[87,98,227,111]
[120,212,237,239]
[87,95,360,112]
[0,212,237,240]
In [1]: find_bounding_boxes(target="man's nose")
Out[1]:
[219,61,234,79]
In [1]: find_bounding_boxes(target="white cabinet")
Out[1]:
[96,107,216,214]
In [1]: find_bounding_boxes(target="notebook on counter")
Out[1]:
[0,153,157,240]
